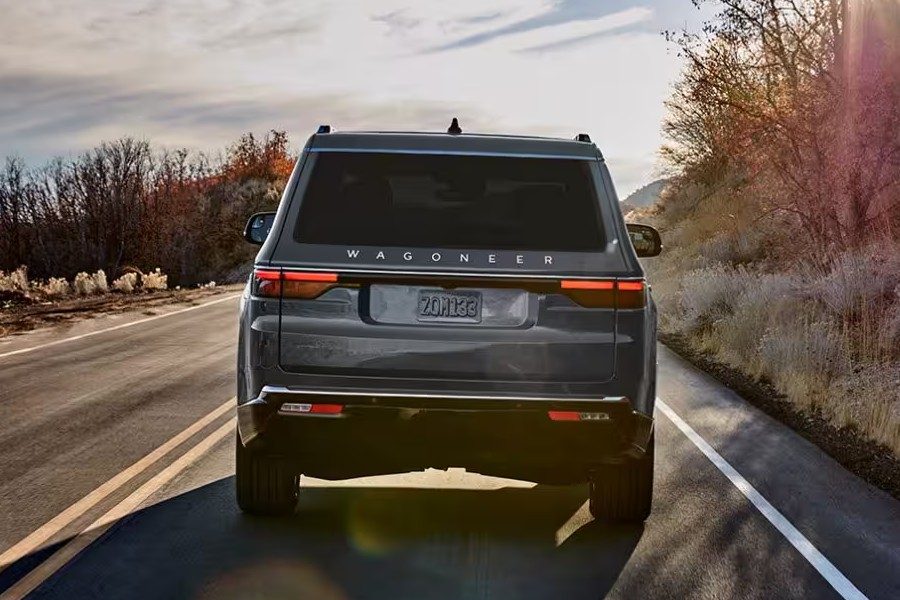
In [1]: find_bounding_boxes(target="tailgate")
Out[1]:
[278,274,618,383]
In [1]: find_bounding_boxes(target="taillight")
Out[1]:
[283,271,339,299]
[253,269,282,298]
[616,279,646,309]
[559,279,645,308]
[253,270,348,299]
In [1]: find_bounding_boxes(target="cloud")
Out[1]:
[0,70,502,163]
[0,0,706,192]
[428,4,654,53]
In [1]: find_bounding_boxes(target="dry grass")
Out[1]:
[112,273,138,293]
[646,208,900,454]
[141,268,168,291]
[0,267,29,293]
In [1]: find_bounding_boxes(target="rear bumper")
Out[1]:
[238,386,654,484]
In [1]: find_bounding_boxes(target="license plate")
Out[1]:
[417,290,482,323]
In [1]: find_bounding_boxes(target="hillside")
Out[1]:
[620,178,669,215]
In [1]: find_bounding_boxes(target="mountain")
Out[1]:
[620,179,669,215]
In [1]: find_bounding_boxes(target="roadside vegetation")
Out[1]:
[644,0,900,454]
[0,130,294,288]
[0,266,183,305]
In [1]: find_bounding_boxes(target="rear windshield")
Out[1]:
[294,152,606,251]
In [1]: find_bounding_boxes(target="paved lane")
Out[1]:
[0,295,241,571]
[1,298,898,599]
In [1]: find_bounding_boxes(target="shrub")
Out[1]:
[112,273,138,293]
[141,268,168,291]
[41,277,70,298]
[715,272,799,369]
[678,263,751,330]
[0,267,29,292]
[758,319,848,404]
[810,248,900,319]
[93,270,108,293]
[73,272,97,296]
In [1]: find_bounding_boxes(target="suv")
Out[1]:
[236,123,662,522]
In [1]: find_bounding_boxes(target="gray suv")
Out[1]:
[236,123,662,522]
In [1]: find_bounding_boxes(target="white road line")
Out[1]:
[0,398,234,573]
[0,293,240,360]
[0,419,235,600]
[657,398,869,600]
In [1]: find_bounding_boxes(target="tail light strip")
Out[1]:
[253,269,644,307]
[560,278,645,309]
[253,269,344,299]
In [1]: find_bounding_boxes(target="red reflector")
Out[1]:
[560,280,615,290]
[253,269,281,280]
[309,404,343,414]
[548,411,581,421]
[284,271,338,282]
[617,280,645,291]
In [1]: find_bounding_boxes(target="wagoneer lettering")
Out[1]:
[342,248,557,266]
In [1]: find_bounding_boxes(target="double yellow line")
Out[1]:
[0,398,236,600]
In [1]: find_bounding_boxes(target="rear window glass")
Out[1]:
[294,152,605,251]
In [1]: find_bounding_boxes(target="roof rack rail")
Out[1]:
[574,133,591,143]
[316,125,332,134]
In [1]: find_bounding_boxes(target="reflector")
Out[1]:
[280,403,344,415]
[548,411,581,421]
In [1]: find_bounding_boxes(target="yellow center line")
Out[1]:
[0,398,234,573]
[1,419,236,600]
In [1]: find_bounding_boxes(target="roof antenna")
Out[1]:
[447,117,462,135]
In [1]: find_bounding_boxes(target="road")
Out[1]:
[0,292,898,600]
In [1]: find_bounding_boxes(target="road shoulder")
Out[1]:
[660,333,900,502]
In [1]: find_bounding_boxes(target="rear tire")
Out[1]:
[589,435,654,523]
[235,433,298,515]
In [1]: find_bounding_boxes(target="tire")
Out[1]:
[235,433,298,516]
[589,435,654,523]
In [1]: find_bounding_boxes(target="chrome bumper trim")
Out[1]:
[254,385,628,405]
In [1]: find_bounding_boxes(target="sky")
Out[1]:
[0,0,710,195]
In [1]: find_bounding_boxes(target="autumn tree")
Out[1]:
[0,130,298,285]
[663,0,900,258]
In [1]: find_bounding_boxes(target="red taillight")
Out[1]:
[617,280,644,292]
[548,411,581,421]
[254,269,281,280]
[616,279,646,308]
[253,270,342,299]
[560,279,615,290]
[283,271,338,282]
[559,278,646,308]
[253,269,282,297]
[283,271,339,298]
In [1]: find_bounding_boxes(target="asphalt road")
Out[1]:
[0,292,898,600]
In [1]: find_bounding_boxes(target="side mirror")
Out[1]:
[244,212,277,245]
[626,223,662,258]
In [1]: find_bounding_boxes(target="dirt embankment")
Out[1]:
[0,285,243,339]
